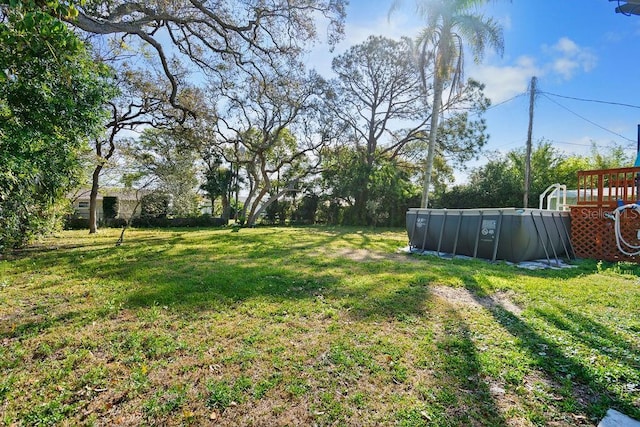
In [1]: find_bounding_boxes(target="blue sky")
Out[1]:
[309,0,640,182]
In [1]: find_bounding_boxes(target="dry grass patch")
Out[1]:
[430,285,524,316]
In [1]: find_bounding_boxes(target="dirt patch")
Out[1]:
[430,286,523,316]
[328,248,419,263]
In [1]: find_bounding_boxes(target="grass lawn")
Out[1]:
[1,226,639,426]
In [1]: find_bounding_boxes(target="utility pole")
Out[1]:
[636,124,640,166]
[523,76,537,208]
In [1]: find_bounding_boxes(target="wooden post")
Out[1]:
[524,76,537,208]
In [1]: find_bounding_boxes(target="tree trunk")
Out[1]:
[89,131,116,234]
[422,73,444,208]
[247,185,269,226]
[247,184,297,227]
[421,30,451,209]
[353,184,369,226]
[221,194,230,221]
[88,165,102,234]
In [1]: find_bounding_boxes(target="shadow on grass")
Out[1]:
[123,265,340,310]
[415,306,508,426]
[5,226,610,324]
[533,305,640,368]
[11,227,625,424]
[0,309,86,340]
[465,284,640,423]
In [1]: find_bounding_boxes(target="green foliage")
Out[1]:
[264,199,291,224]
[0,7,115,249]
[435,140,633,208]
[325,35,491,216]
[125,129,201,218]
[587,142,633,170]
[200,159,234,220]
[130,215,226,228]
[291,192,319,224]
[140,192,170,218]
[235,126,313,226]
[1,0,84,20]
[435,80,491,165]
[323,36,425,221]
[321,147,421,226]
[102,196,118,219]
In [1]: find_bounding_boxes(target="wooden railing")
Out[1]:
[576,166,640,207]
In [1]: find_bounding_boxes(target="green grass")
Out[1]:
[1,226,639,426]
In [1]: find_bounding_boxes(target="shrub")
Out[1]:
[103,196,118,219]
[130,216,227,228]
[64,217,90,230]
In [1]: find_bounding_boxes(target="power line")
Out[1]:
[486,92,527,110]
[541,91,640,110]
[546,138,635,149]
[469,92,526,118]
[539,93,636,143]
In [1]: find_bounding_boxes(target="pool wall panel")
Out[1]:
[406,208,572,263]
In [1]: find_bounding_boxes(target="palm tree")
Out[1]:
[400,0,504,207]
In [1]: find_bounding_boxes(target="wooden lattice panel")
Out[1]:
[570,206,640,262]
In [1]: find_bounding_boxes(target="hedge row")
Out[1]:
[131,216,227,228]
[64,216,227,230]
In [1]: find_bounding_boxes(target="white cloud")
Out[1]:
[340,11,420,48]
[551,57,580,80]
[306,10,421,77]
[552,37,580,55]
[469,55,541,103]
[469,37,598,103]
[544,37,597,80]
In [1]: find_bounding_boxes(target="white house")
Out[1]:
[68,188,145,221]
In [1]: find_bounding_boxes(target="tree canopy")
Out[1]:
[57,0,347,119]
[0,6,115,249]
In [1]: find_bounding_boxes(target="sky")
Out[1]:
[307,0,640,183]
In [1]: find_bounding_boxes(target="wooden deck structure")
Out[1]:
[571,167,640,262]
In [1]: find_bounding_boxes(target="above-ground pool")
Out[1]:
[406,208,573,263]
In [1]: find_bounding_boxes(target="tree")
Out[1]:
[292,191,320,225]
[0,6,114,249]
[587,142,633,170]
[435,140,632,209]
[53,0,344,229]
[322,36,428,224]
[50,0,347,119]
[320,147,421,226]
[401,79,491,202]
[200,158,234,220]
[322,36,491,223]
[401,0,504,207]
[124,129,201,217]
[213,63,328,227]
[87,66,176,233]
[235,126,318,227]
